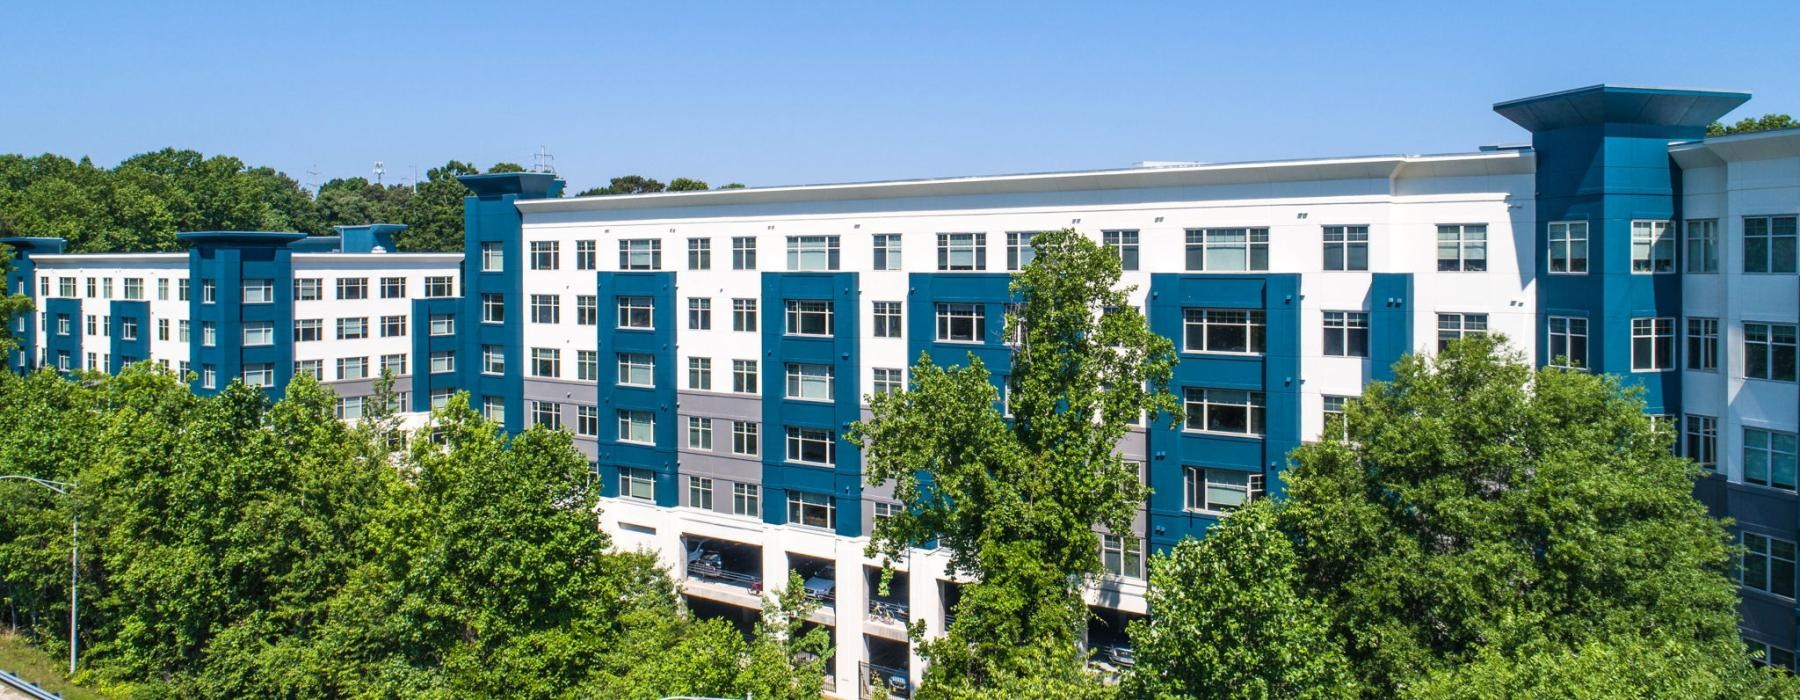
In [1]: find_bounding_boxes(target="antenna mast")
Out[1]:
[532,145,557,175]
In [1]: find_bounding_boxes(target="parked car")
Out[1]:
[685,539,723,578]
[803,565,836,601]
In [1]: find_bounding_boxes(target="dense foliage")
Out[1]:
[1708,113,1797,136]
[0,367,825,699]
[1128,335,1800,698]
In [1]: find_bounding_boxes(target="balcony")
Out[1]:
[861,635,913,698]
[681,536,763,609]
[865,566,910,641]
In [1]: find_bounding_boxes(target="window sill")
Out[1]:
[787,460,836,469]
[619,439,656,447]
[1181,350,1265,358]
[1742,376,1799,384]
[1546,270,1589,276]
[934,338,984,345]
[1180,429,1264,440]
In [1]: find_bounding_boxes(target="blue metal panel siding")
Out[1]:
[410,298,462,412]
[1144,274,1302,553]
[903,273,1015,387]
[455,174,561,435]
[761,272,864,536]
[1368,273,1414,382]
[6,256,35,372]
[107,301,150,371]
[184,243,295,398]
[596,271,679,506]
[42,298,81,373]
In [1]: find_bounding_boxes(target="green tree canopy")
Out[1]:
[1708,113,1798,136]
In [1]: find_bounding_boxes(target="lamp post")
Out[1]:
[1,475,77,674]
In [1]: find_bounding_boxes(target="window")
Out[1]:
[1547,316,1588,369]
[619,467,655,501]
[102,278,113,298]
[336,317,368,340]
[1436,313,1489,351]
[1630,317,1674,371]
[1319,311,1369,358]
[84,277,96,298]
[430,351,455,374]
[1104,230,1141,271]
[1744,532,1796,599]
[1322,395,1351,441]
[732,236,757,270]
[336,277,367,300]
[483,396,505,423]
[620,239,662,270]
[201,279,216,303]
[380,315,406,338]
[688,357,712,390]
[1547,221,1588,274]
[84,315,96,336]
[688,297,712,330]
[732,298,757,332]
[784,299,833,336]
[687,238,711,270]
[575,240,597,270]
[787,235,839,270]
[1183,388,1266,436]
[1101,534,1143,579]
[688,476,714,509]
[295,359,323,380]
[1629,220,1675,273]
[1186,228,1271,271]
[429,314,455,336]
[55,314,69,336]
[1321,225,1369,271]
[1005,232,1036,270]
[1745,322,1797,382]
[59,277,76,297]
[530,294,561,324]
[786,426,835,465]
[937,233,986,271]
[157,318,169,341]
[874,501,902,524]
[617,296,653,329]
[935,302,984,343]
[197,321,216,346]
[1687,318,1718,371]
[481,241,504,272]
[154,278,167,300]
[1182,308,1266,354]
[294,277,323,301]
[243,321,275,347]
[618,410,655,444]
[337,396,364,420]
[617,353,655,387]
[576,295,597,326]
[1685,415,1716,471]
[733,483,760,517]
[118,317,137,341]
[1435,224,1487,272]
[122,277,143,300]
[202,365,218,389]
[787,491,835,529]
[380,353,406,376]
[481,293,505,324]
[1183,466,1264,513]
[732,360,758,393]
[1744,215,1797,274]
[531,348,561,378]
[687,417,713,450]
[178,320,190,342]
[577,350,598,382]
[576,405,599,436]
[785,363,834,401]
[337,356,369,381]
[872,234,902,270]
[1685,219,1718,273]
[482,345,506,375]
[530,400,561,430]
[1746,428,1799,492]
[530,240,559,270]
[425,276,455,298]
[871,301,903,339]
[380,276,407,299]
[872,367,903,396]
[732,421,759,455]
[1748,639,1797,673]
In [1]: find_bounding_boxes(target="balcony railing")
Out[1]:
[860,661,911,699]
[688,564,763,593]
[867,599,909,625]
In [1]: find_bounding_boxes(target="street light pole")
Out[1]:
[1,475,77,674]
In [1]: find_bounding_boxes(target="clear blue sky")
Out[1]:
[3,1,1796,193]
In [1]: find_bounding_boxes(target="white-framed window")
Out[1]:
[1687,318,1718,371]
[575,295,597,326]
[241,279,274,304]
[242,363,274,388]
[1630,220,1675,273]
[1745,428,1798,492]
[1104,230,1141,271]
[575,240,597,271]
[480,241,504,272]
[688,237,712,270]
[482,345,505,375]
[380,353,406,377]
[530,400,562,430]
[576,405,599,437]
[295,359,323,381]
[688,357,712,390]
[1322,395,1351,441]
[786,235,839,271]
[530,294,560,324]
[1744,322,1797,382]
[120,317,138,341]
[1321,225,1368,271]
[1743,531,1796,599]
[687,416,713,450]
[154,278,167,300]
[380,276,407,299]
[1186,228,1271,271]
[577,350,598,382]
[200,279,217,303]
[688,297,712,330]
[872,367,903,396]
[1182,308,1265,354]
[530,240,559,270]
[429,314,455,336]
[872,233,902,271]
[787,491,835,529]
[732,236,757,270]
[1183,388,1266,436]
[336,277,366,300]
[617,296,653,329]
[1183,466,1264,513]
[178,319,191,343]
[785,426,836,465]
[1322,311,1369,358]
[733,483,760,516]
[732,298,757,332]
[156,318,169,341]
[483,396,506,423]
[732,360,758,393]
[59,277,77,298]
[1743,215,1797,274]
[873,501,902,524]
[784,299,833,336]
[380,315,406,338]
[337,356,369,381]
[242,321,275,347]
[1005,231,1036,271]
[336,317,368,340]
[1685,219,1718,273]
[934,302,984,343]
[57,314,70,336]
[1436,313,1488,351]
[481,293,505,324]
[785,363,834,401]
[1548,221,1588,274]
[425,276,455,297]
[872,301,903,339]
[619,467,655,501]
[618,410,655,445]
[201,364,217,389]
[531,347,560,378]
[617,353,655,387]
[620,239,662,270]
[337,396,364,420]
[1630,317,1674,371]
[1684,414,1716,471]
[1547,316,1588,369]
[937,232,987,271]
[1434,224,1487,272]
[688,476,714,510]
[730,420,761,456]
[1101,533,1143,579]
[429,351,455,374]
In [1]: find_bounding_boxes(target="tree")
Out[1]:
[575,175,666,197]
[718,183,747,189]
[395,160,478,252]
[1708,114,1797,136]
[851,228,1179,695]
[666,177,709,191]
[487,162,527,173]
[0,248,37,356]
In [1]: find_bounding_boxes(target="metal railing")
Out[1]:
[859,661,911,699]
[866,599,909,625]
[687,566,763,593]
[0,669,62,700]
